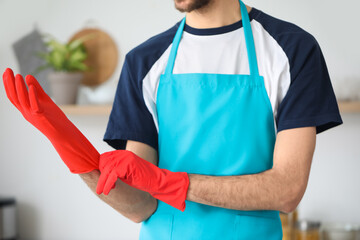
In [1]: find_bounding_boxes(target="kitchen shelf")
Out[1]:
[338,101,360,113]
[59,101,360,115]
[59,104,112,115]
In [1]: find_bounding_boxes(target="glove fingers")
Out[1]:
[28,85,42,113]
[2,68,22,110]
[15,74,30,110]
[103,171,118,195]
[25,75,47,98]
[96,168,111,195]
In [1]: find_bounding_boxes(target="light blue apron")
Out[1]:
[139,1,283,239]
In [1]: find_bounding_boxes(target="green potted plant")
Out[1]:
[35,34,93,105]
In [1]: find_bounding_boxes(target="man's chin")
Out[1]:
[174,0,212,13]
[174,0,191,13]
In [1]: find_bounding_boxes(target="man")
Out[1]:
[3,0,343,239]
[94,0,343,238]
[96,0,343,238]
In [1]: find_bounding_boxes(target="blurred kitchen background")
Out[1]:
[0,0,359,239]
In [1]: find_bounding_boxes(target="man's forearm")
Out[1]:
[80,170,157,223]
[186,127,316,213]
[186,168,304,213]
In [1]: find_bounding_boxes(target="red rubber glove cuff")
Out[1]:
[147,169,189,211]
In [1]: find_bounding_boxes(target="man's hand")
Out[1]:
[80,140,158,223]
[96,149,189,211]
[2,68,99,173]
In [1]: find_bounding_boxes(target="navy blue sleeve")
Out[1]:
[103,23,177,150]
[103,55,158,150]
[276,34,343,134]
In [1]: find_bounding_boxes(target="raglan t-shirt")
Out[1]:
[104,7,343,151]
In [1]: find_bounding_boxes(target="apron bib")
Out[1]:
[139,1,282,239]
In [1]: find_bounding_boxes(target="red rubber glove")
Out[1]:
[96,150,189,211]
[2,68,99,173]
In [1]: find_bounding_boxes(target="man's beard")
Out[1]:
[174,0,212,13]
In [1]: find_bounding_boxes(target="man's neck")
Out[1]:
[185,0,252,29]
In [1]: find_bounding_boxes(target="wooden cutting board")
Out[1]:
[68,28,118,86]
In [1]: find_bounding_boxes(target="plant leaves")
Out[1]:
[69,49,87,62]
[68,39,83,51]
[35,34,90,73]
[50,51,65,70]
[68,62,88,71]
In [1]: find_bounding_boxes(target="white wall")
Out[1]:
[0,0,359,239]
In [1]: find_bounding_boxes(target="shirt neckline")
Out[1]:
[183,7,260,36]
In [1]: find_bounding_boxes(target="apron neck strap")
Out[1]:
[165,18,186,76]
[165,0,260,77]
[239,0,259,76]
